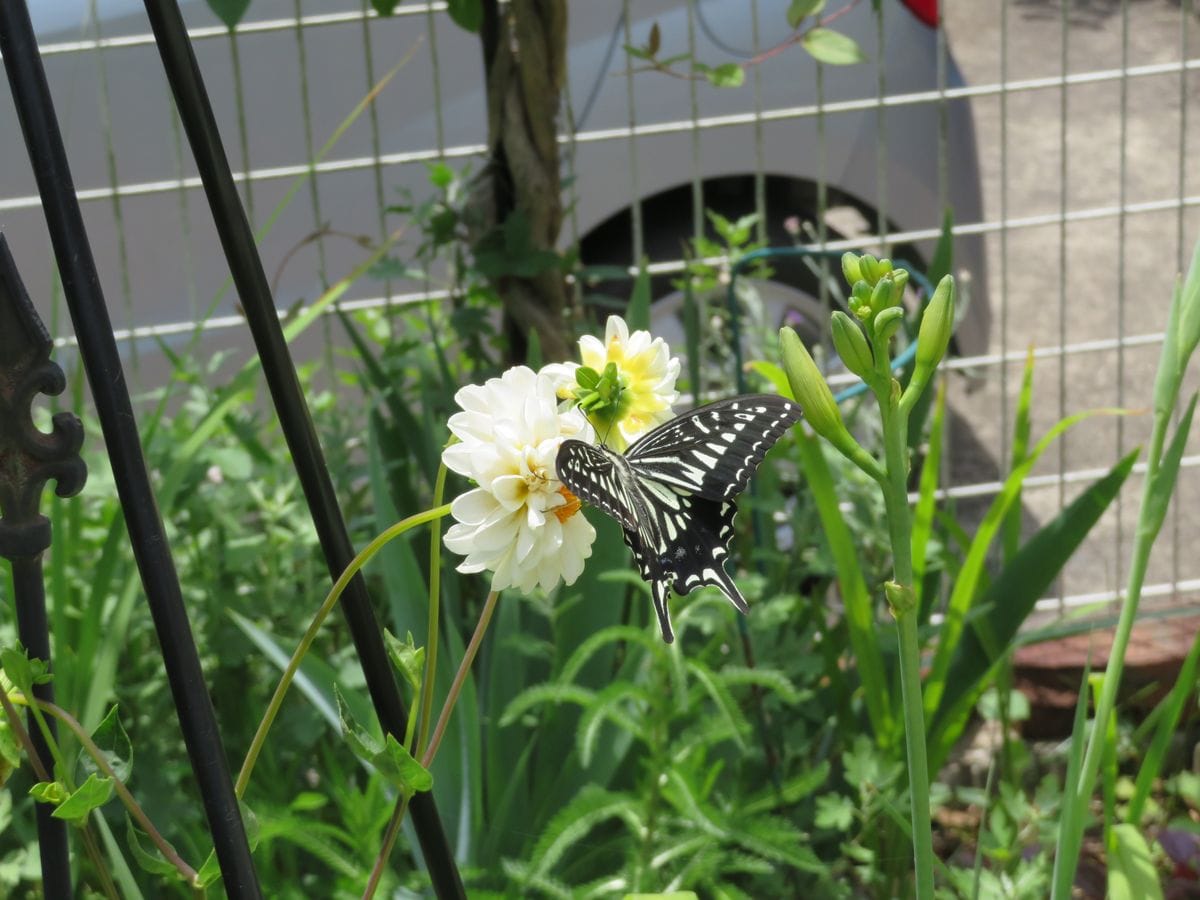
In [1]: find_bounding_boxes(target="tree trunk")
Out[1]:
[476,0,571,363]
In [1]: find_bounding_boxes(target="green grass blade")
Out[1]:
[1051,659,1094,900]
[1127,625,1200,823]
[1004,348,1036,560]
[924,407,1122,719]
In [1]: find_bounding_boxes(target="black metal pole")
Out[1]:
[137,3,465,896]
[0,8,261,897]
[0,233,89,897]
[10,558,72,898]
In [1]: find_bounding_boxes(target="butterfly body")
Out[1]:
[556,395,802,642]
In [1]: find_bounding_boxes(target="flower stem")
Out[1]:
[422,590,500,768]
[235,502,452,798]
[878,387,935,900]
[416,464,448,758]
[361,793,411,900]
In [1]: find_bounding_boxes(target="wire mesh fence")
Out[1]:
[2,0,1198,626]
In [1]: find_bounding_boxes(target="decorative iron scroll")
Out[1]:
[0,235,86,561]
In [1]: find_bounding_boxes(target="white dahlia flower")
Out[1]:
[442,366,596,593]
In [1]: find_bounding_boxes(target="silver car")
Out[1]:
[4,0,987,361]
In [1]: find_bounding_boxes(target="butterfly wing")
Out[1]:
[624,395,802,501]
[555,394,800,643]
[555,438,639,530]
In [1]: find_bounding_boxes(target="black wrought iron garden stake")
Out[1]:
[0,236,85,899]
[0,2,262,894]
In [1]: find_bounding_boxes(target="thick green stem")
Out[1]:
[235,502,452,797]
[1052,410,1168,891]
[879,390,935,900]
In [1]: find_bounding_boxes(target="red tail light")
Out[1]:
[901,0,939,28]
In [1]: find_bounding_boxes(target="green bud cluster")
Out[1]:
[573,362,629,432]
[843,252,909,330]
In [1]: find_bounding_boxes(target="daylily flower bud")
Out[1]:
[872,306,905,344]
[831,311,874,380]
[890,267,910,299]
[850,280,873,319]
[780,327,849,443]
[876,257,894,276]
[858,254,880,284]
[869,279,895,316]
[915,274,956,376]
[841,252,862,286]
[1176,240,1200,370]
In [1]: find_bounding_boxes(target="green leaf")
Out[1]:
[0,644,49,698]
[527,786,639,879]
[1129,625,1200,822]
[51,773,113,824]
[500,683,596,728]
[81,705,132,784]
[929,449,1137,767]
[371,0,402,15]
[815,794,854,831]
[383,630,425,693]
[1108,824,1164,900]
[924,407,1123,720]
[525,328,544,370]
[447,0,483,32]
[787,0,825,28]
[1145,392,1198,538]
[705,63,745,88]
[29,781,68,806]
[793,431,893,744]
[126,816,182,879]
[205,0,251,28]
[801,28,866,65]
[626,262,652,332]
[0,719,20,782]
[374,735,434,795]
[576,682,651,767]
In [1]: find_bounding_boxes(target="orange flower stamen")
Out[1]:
[554,485,582,523]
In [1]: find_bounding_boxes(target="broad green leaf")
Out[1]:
[205,0,251,28]
[371,0,401,14]
[924,407,1122,719]
[81,705,132,784]
[793,431,893,744]
[376,735,433,794]
[0,720,19,786]
[126,816,182,879]
[929,449,1136,767]
[447,0,483,32]
[801,28,866,65]
[787,0,825,29]
[1108,824,1164,900]
[51,773,113,824]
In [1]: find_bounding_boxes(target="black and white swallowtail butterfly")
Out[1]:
[555,394,802,643]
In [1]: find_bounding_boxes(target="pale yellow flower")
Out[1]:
[543,315,680,451]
